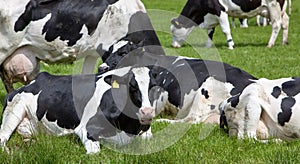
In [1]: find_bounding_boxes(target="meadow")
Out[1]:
[0,0,299,163]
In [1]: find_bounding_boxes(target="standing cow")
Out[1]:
[0,0,164,92]
[220,77,300,141]
[0,66,156,154]
[171,0,289,49]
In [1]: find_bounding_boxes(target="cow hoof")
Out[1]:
[172,42,182,48]
[282,41,289,45]
[0,138,9,154]
[140,131,152,140]
[172,44,181,48]
[228,46,234,50]
[266,44,273,48]
[84,140,100,154]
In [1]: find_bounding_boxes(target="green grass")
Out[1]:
[1,0,300,163]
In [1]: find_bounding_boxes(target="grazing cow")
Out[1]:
[0,0,164,92]
[171,0,289,49]
[220,77,300,141]
[113,51,257,124]
[257,0,291,26]
[0,66,156,154]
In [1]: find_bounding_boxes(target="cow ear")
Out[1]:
[104,75,112,85]
[171,18,181,28]
[220,111,228,132]
[104,74,131,87]
[149,70,158,87]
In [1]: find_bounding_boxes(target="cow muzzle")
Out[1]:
[139,107,155,125]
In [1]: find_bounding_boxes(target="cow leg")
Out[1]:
[140,127,152,139]
[74,127,100,154]
[206,28,215,48]
[0,100,27,152]
[218,11,234,50]
[232,18,236,28]
[288,0,292,15]
[239,85,263,139]
[16,117,37,138]
[266,0,282,48]
[281,10,289,45]
[240,19,248,28]
[82,54,99,74]
[0,69,14,93]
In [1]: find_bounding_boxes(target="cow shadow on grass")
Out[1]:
[165,42,269,50]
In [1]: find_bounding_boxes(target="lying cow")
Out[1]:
[0,66,156,154]
[220,77,300,140]
[0,0,164,92]
[171,0,289,49]
[113,51,257,124]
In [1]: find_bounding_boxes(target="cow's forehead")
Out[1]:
[131,67,150,78]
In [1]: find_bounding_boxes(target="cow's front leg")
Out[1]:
[206,28,215,48]
[266,0,282,48]
[139,127,152,139]
[74,127,100,154]
[218,11,234,50]
[0,100,27,152]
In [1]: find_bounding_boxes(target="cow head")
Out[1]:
[106,67,156,125]
[130,67,156,125]
[170,18,194,48]
[219,84,263,139]
[219,95,246,138]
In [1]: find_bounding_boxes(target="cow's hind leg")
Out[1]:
[0,99,27,152]
[266,0,282,48]
[218,11,234,49]
[0,66,14,93]
[281,11,289,45]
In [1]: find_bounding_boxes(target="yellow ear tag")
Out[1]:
[112,80,119,89]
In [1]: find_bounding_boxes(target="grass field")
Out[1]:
[0,0,300,163]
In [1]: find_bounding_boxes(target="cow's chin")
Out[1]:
[140,118,153,125]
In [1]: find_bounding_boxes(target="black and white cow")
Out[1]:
[220,77,300,141]
[0,66,156,154]
[113,51,257,124]
[0,0,164,92]
[171,0,289,49]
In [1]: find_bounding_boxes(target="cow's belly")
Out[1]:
[200,14,220,29]
[280,101,300,139]
[227,7,262,18]
[22,92,74,136]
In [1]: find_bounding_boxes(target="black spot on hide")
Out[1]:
[278,97,295,126]
[271,86,281,99]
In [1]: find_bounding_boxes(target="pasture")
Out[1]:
[0,0,300,163]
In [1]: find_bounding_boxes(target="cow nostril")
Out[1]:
[141,107,155,116]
